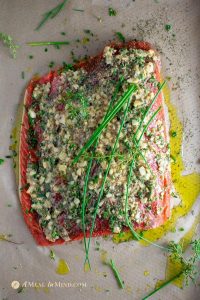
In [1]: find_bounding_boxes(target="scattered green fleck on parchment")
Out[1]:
[0,32,19,58]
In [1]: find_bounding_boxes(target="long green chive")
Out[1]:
[35,0,69,31]
[109,259,125,289]
[27,41,70,46]
[84,95,132,264]
[82,78,125,267]
[73,84,137,164]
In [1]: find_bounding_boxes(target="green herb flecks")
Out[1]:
[27,41,70,47]
[108,7,117,16]
[0,32,19,58]
[35,0,69,31]
[0,158,5,165]
[49,249,56,260]
[115,32,125,43]
[143,239,200,299]
[73,84,137,164]
[165,24,172,31]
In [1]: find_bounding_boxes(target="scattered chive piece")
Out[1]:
[115,32,125,43]
[0,158,5,165]
[29,55,34,59]
[109,259,124,289]
[170,131,177,137]
[35,0,69,31]
[44,48,48,52]
[61,32,66,35]
[21,71,25,79]
[0,32,19,58]
[27,41,70,47]
[165,24,172,31]
[179,227,184,232]
[72,84,137,164]
[108,7,117,16]
[49,249,56,260]
[73,8,84,12]
[49,61,55,68]
[7,204,12,207]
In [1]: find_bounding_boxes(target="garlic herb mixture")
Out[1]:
[25,46,170,242]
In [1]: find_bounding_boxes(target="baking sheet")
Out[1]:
[0,0,200,299]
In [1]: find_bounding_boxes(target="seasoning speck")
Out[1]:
[165,24,172,31]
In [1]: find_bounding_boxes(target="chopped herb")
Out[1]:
[62,62,74,71]
[170,130,177,137]
[49,61,55,68]
[170,154,176,163]
[179,227,184,232]
[29,55,34,59]
[0,158,5,165]
[49,249,56,260]
[73,8,84,12]
[0,32,19,58]
[165,24,172,31]
[27,41,70,47]
[35,0,69,31]
[21,71,25,79]
[108,7,117,16]
[115,32,125,43]
[61,32,66,35]
[44,48,48,52]
[7,204,12,207]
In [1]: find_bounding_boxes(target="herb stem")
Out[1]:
[27,41,70,46]
[142,271,183,300]
[109,259,125,289]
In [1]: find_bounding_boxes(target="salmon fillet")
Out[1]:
[19,41,171,246]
